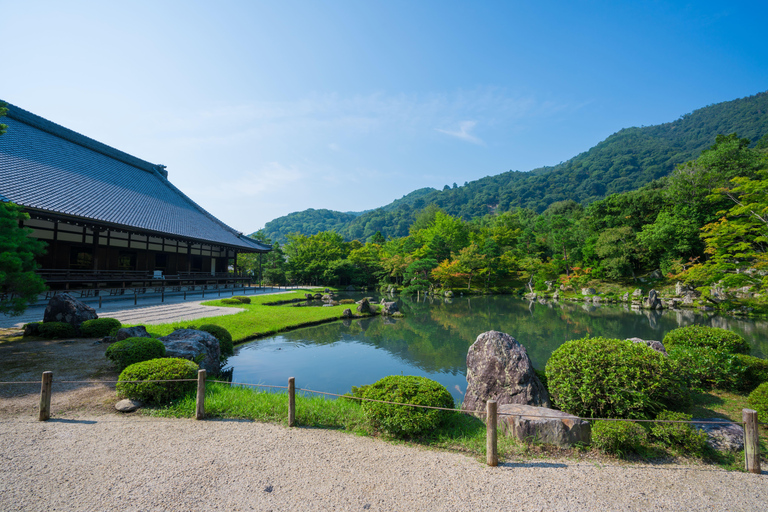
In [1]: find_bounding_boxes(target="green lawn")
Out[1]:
[128,289,370,343]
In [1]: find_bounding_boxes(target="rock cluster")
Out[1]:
[159,329,221,375]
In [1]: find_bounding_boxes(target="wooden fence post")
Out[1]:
[196,370,206,420]
[486,400,498,466]
[743,408,761,474]
[39,371,52,421]
[288,377,296,427]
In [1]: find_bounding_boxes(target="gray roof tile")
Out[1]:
[0,102,269,252]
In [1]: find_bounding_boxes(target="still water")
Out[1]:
[225,294,768,403]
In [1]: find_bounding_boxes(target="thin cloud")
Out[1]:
[436,120,484,145]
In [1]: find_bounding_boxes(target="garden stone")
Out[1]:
[463,331,550,414]
[632,288,643,297]
[497,404,591,447]
[444,290,454,298]
[626,337,667,355]
[313,293,323,300]
[691,418,744,451]
[115,399,143,412]
[649,269,663,279]
[159,329,221,375]
[342,308,353,318]
[100,336,117,344]
[43,292,97,328]
[346,285,356,291]
[24,323,40,337]
[525,292,537,301]
[116,325,152,341]
[622,292,629,302]
[581,287,596,295]
[356,298,372,314]
[380,301,399,315]
[305,293,314,300]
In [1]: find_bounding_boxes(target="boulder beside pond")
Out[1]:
[462,331,550,414]
[159,329,221,375]
[380,301,399,315]
[43,293,98,328]
[498,404,591,447]
[356,298,372,314]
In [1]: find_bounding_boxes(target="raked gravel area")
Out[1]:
[0,414,765,511]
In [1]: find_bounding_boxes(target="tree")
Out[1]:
[0,202,48,315]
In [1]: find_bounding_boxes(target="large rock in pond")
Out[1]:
[463,331,550,413]
[159,329,221,375]
[43,293,98,328]
[691,418,744,452]
[380,301,399,315]
[356,298,372,314]
[116,325,152,341]
[498,404,591,447]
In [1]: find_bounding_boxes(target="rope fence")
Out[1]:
[2,371,764,473]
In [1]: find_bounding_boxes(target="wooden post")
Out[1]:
[196,369,206,420]
[39,371,53,421]
[743,408,761,474]
[486,400,498,466]
[98,295,102,309]
[288,377,296,427]
[183,291,186,300]
[134,290,138,305]
[161,287,165,303]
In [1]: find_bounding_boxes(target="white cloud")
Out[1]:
[436,120,484,145]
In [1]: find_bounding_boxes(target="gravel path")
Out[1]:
[1,414,765,511]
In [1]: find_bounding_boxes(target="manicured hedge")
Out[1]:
[592,420,647,456]
[735,354,768,392]
[232,296,251,304]
[198,324,234,357]
[748,382,768,421]
[37,322,77,339]
[668,347,744,391]
[106,337,166,371]
[80,318,122,338]
[662,326,750,355]
[116,358,198,404]
[356,375,455,438]
[545,336,689,419]
[219,298,242,305]
[650,410,707,456]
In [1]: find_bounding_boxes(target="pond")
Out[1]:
[224,293,768,403]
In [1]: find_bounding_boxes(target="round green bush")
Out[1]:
[545,336,689,419]
[198,324,233,357]
[663,326,750,355]
[37,322,77,339]
[359,375,455,438]
[105,337,166,371]
[747,382,768,421]
[116,358,198,404]
[592,420,647,456]
[735,354,768,392]
[339,299,356,305]
[668,346,744,391]
[232,296,251,304]
[220,298,242,305]
[650,410,707,456]
[80,318,122,338]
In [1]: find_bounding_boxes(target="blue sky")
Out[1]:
[3,0,767,233]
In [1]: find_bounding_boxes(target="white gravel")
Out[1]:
[0,414,765,511]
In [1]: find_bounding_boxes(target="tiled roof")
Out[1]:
[0,102,270,253]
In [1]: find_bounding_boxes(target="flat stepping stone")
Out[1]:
[115,399,143,412]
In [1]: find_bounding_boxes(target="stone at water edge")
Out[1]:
[462,331,550,414]
[632,288,643,297]
[498,404,591,447]
[581,288,596,295]
[342,308,353,318]
[115,399,144,412]
[356,298,372,314]
[43,292,98,328]
[626,337,667,355]
[159,329,221,375]
[380,301,399,315]
[116,325,152,341]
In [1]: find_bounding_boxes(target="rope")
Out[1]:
[209,380,289,390]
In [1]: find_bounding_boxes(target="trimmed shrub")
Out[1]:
[668,347,744,391]
[198,324,234,357]
[357,375,454,438]
[592,420,647,456]
[23,322,41,337]
[748,382,768,421]
[735,354,768,392]
[37,322,77,339]
[545,336,689,419]
[663,326,750,355]
[106,337,166,371]
[339,299,356,305]
[232,296,251,304]
[650,410,707,456]
[219,298,242,305]
[80,318,122,338]
[117,358,198,404]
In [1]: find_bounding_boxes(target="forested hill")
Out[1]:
[259,91,768,242]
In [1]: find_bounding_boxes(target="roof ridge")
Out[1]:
[1,100,168,178]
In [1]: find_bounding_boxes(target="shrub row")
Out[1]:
[24,318,122,339]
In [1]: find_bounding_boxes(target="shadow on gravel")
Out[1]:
[499,461,568,469]
[49,418,97,425]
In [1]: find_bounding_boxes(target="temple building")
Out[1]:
[0,102,270,294]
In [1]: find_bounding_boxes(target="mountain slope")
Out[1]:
[262,91,768,242]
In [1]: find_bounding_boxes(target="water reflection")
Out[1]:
[226,294,768,404]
